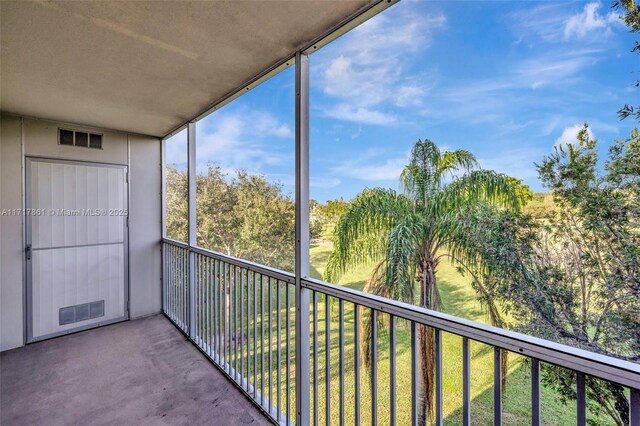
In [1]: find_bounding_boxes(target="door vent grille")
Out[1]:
[59,300,105,325]
[58,128,102,149]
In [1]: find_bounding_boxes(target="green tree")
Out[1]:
[165,166,189,242]
[325,139,524,423]
[454,126,639,425]
[165,164,313,272]
[313,198,350,242]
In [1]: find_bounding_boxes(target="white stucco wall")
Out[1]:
[0,114,162,351]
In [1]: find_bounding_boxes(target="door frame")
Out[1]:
[24,156,130,343]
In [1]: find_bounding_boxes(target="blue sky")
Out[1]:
[167,0,638,202]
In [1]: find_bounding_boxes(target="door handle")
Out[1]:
[25,244,32,260]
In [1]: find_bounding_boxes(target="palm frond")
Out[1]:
[430,169,524,219]
[325,188,412,283]
[401,139,442,204]
[437,150,479,181]
[386,214,425,304]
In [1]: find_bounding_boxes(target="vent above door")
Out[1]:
[58,128,102,149]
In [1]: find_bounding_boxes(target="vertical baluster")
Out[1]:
[205,257,208,349]
[277,279,282,421]
[212,259,217,362]
[234,266,239,382]
[195,255,199,344]
[207,258,216,359]
[268,276,273,414]
[232,265,236,378]
[184,248,188,331]
[173,246,176,321]
[177,248,181,325]
[178,248,181,325]
[210,258,214,357]
[261,274,265,407]
[253,271,257,399]
[390,316,396,426]
[167,246,170,318]
[173,247,176,321]
[201,256,205,346]
[178,247,181,322]
[354,305,360,426]
[411,322,417,426]
[222,262,226,368]
[463,338,471,426]
[201,256,205,348]
[241,269,245,387]
[435,329,443,426]
[185,249,188,327]
[326,294,331,426]
[202,256,206,346]
[178,248,181,323]
[197,255,201,344]
[247,270,251,390]
[219,260,222,364]
[531,359,540,426]
[494,348,502,426]
[224,261,228,368]
[168,245,171,315]
[577,372,586,426]
[286,281,291,425]
[198,255,207,350]
[229,263,233,374]
[245,270,250,390]
[179,248,183,327]
[630,388,639,426]
[162,245,165,313]
[173,248,176,319]
[313,291,318,426]
[179,247,182,323]
[227,262,231,372]
[171,246,174,320]
[205,257,209,353]
[339,299,345,426]
[371,309,377,426]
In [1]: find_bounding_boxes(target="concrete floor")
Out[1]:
[0,315,272,426]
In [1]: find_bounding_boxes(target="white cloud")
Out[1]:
[507,2,622,44]
[194,110,293,174]
[506,3,569,43]
[316,6,446,125]
[564,2,621,40]
[515,49,600,87]
[311,177,341,189]
[325,104,397,125]
[554,124,595,148]
[332,150,409,181]
[478,149,543,181]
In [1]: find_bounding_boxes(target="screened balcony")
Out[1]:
[1,1,639,426]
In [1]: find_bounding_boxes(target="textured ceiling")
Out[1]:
[1,1,373,137]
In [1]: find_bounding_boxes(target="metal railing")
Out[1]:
[162,238,640,426]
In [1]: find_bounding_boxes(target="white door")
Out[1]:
[26,158,128,342]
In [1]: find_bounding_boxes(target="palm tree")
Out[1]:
[325,139,524,423]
